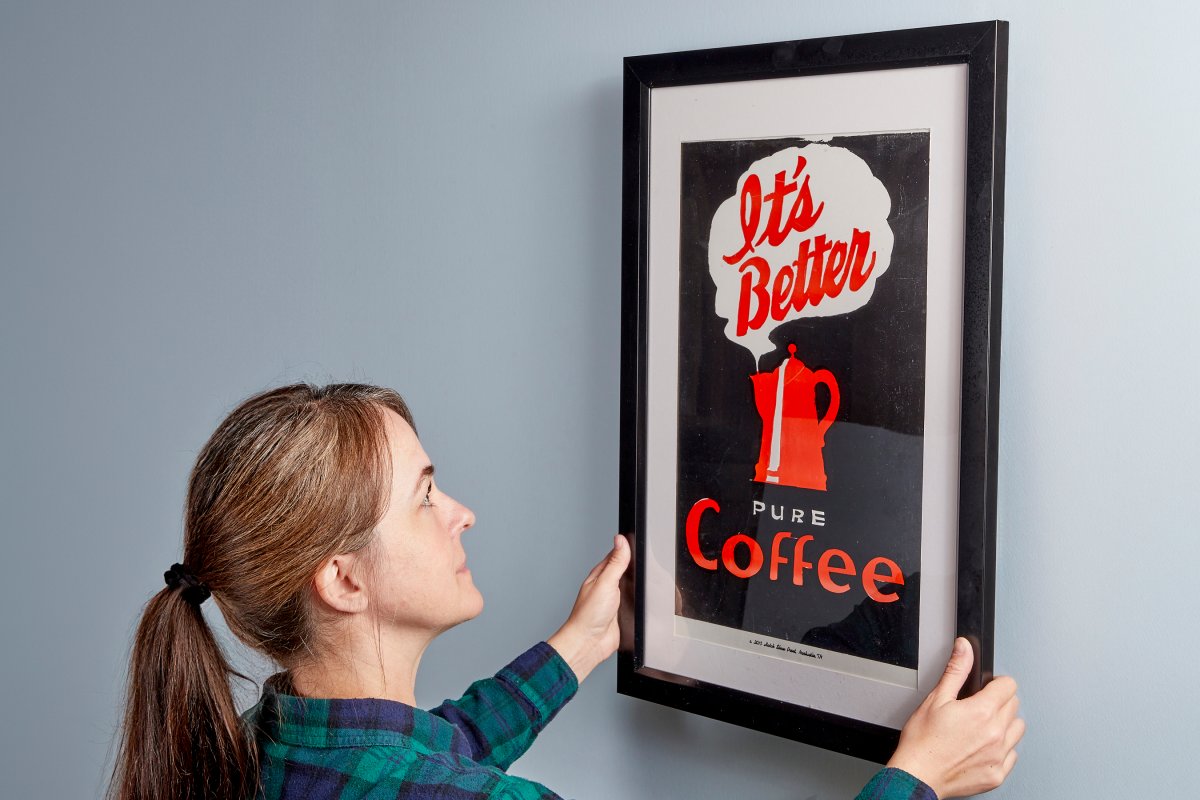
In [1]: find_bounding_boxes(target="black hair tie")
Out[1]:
[164,562,212,606]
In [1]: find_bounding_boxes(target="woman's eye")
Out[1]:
[421,488,433,507]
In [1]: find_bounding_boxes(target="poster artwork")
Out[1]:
[675,132,931,677]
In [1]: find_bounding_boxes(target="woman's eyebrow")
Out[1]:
[413,464,435,496]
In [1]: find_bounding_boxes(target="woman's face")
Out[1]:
[367,409,482,634]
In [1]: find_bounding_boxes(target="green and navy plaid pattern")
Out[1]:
[246,641,576,799]
[245,640,934,799]
[856,767,937,800]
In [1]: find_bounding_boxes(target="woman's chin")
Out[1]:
[461,583,484,620]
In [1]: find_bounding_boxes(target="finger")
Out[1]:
[583,536,627,584]
[928,637,974,705]
[595,534,631,585]
[997,692,1020,723]
[1003,716,1026,751]
[976,675,1018,707]
[583,553,608,584]
[1001,745,1019,777]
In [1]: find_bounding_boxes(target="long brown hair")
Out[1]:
[110,383,414,800]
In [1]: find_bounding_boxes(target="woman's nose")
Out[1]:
[450,495,475,533]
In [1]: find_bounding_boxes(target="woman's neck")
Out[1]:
[288,625,433,705]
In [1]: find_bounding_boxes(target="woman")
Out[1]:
[110,383,1022,800]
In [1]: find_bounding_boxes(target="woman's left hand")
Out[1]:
[547,534,631,683]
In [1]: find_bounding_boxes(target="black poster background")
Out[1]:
[674,133,930,669]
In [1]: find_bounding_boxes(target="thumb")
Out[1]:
[929,637,974,705]
[597,534,631,584]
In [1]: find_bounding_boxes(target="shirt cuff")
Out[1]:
[495,641,580,733]
[857,767,938,800]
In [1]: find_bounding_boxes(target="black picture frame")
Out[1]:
[617,21,1007,763]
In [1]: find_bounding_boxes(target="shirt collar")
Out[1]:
[247,672,474,758]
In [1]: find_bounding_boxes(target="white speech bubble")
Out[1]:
[707,144,894,364]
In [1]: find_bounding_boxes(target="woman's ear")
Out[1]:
[311,553,370,614]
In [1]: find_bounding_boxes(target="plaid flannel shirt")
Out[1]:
[245,641,935,800]
[857,767,937,800]
[246,641,574,799]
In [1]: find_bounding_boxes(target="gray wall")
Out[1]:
[2,1,1196,797]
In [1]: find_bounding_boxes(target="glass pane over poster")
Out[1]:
[675,131,929,687]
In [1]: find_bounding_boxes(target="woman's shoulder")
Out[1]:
[245,672,563,800]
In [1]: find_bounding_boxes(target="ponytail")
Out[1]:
[110,585,258,800]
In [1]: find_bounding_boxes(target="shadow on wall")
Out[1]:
[617,695,878,798]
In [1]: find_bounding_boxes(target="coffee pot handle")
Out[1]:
[812,369,839,437]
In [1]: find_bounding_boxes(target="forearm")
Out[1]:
[430,642,578,770]
[546,623,608,684]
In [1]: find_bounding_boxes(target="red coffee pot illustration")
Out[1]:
[750,344,840,490]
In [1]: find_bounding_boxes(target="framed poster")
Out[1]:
[617,21,1007,762]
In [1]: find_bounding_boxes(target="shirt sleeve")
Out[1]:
[488,772,568,800]
[855,768,938,800]
[429,641,579,771]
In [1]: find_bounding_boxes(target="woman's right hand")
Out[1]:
[887,638,1025,799]
[547,535,631,684]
